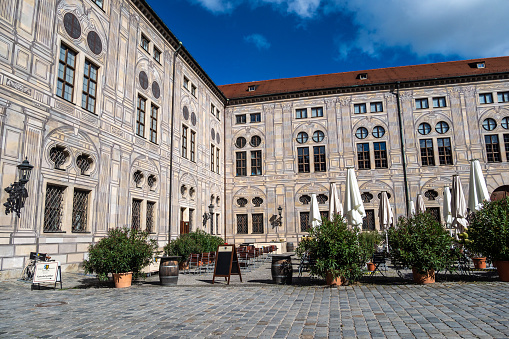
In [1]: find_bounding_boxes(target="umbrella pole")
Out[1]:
[385,232,389,253]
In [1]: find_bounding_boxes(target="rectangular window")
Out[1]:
[300,212,310,231]
[191,84,196,97]
[211,145,214,172]
[237,214,248,234]
[296,108,308,119]
[132,199,142,230]
[216,108,220,120]
[183,76,189,90]
[216,147,220,174]
[153,47,161,63]
[57,44,76,102]
[357,143,370,169]
[311,107,323,117]
[297,147,310,173]
[433,96,447,108]
[252,214,264,234]
[150,105,158,144]
[370,102,383,113]
[236,152,247,176]
[44,185,65,232]
[498,92,509,103]
[354,103,367,114]
[437,137,453,165]
[72,189,89,233]
[362,209,375,231]
[479,93,494,104]
[190,131,196,162]
[81,60,98,113]
[211,103,215,115]
[141,34,150,52]
[420,139,435,166]
[136,96,146,137]
[182,125,188,158]
[146,201,155,233]
[93,0,103,8]
[313,146,326,172]
[505,134,509,161]
[235,114,246,124]
[251,150,262,176]
[250,112,261,123]
[415,98,429,109]
[485,135,501,162]
[373,142,388,168]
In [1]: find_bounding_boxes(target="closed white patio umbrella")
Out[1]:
[309,193,322,228]
[451,175,468,235]
[328,182,343,221]
[409,200,416,217]
[343,168,366,232]
[416,194,426,214]
[443,186,453,236]
[468,159,490,211]
[379,191,393,252]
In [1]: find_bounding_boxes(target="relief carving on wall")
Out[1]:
[5,77,32,96]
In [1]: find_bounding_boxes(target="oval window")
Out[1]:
[64,13,81,39]
[483,118,497,131]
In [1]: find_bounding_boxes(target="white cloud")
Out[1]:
[190,0,322,17]
[244,34,271,50]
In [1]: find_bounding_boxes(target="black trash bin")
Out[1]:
[271,254,292,284]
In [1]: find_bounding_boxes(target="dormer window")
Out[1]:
[477,62,485,69]
[358,73,368,80]
[248,85,256,92]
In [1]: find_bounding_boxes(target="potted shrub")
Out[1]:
[296,215,365,285]
[358,231,382,271]
[457,232,486,269]
[467,197,509,281]
[83,227,157,288]
[388,212,457,284]
[164,230,224,269]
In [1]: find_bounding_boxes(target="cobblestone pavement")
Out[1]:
[1,259,509,338]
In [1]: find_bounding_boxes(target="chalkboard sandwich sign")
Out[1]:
[212,244,242,285]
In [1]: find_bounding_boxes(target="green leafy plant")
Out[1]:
[83,227,157,281]
[296,215,366,283]
[466,197,509,261]
[388,212,457,273]
[358,231,382,264]
[164,230,224,264]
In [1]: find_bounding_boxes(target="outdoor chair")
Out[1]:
[206,252,216,273]
[237,248,251,272]
[371,253,387,277]
[187,253,201,274]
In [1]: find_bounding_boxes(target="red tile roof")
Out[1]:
[219,56,509,100]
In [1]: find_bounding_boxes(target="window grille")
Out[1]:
[181,185,187,196]
[299,195,311,205]
[132,199,142,230]
[361,192,373,203]
[133,170,143,186]
[300,212,310,231]
[146,202,155,233]
[237,214,248,234]
[76,154,91,175]
[72,189,89,232]
[189,187,195,197]
[44,185,65,232]
[362,209,375,231]
[425,190,438,201]
[377,192,391,200]
[317,194,328,204]
[252,197,263,207]
[252,213,264,234]
[237,197,248,207]
[320,211,329,221]
[50,146,67,169]
[426,207,441,223]
[147,175,156,188]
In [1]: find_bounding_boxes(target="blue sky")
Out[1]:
[146,0,509,86]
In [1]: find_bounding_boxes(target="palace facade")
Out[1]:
[0,0,508,274]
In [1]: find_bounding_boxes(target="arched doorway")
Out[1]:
[490,185,509,201]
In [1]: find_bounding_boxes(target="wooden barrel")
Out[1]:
[271,254,292,284]
[159,256,180,286]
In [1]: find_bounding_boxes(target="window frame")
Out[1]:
[57,44,77,102]
[182,125,188,158]
[373,142,388,169]
[216,147,220,174]
[370,102,383,113]
[183,76,189,90]
[357,143,371,170]
[236,152,247,176]
[479,93,494,104]
[191,84,197,97]
[190,130,196,162]
[433,96,447,108]
[153,47,161,63]
[251,150,262,176]
[419,139,435,166]
[141,34,150,52]
[311,107,323,117]
[136,96,146,138]
[296,108,308,119]
[415,98,429,109]
[354,103,367,114]
[149,105,158,144]
[210,144,214,172]
[297,147,310,173]
[313,146,326,172]
[437,137,453,165]
[485,134,501,163]
[81,59,98,113]
[498,92,509,103]
[250,112,261,123]
[235,114,246,124]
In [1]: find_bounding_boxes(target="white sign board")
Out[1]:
[33,262,59,284]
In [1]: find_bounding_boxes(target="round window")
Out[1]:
[435,121,449,134]
[152,82,160,99]
[355,127,368,139]
[501,117,509,129]
[296,132,308,144]
[235,137,246,148]
[139,71,148,90]
[250,135,262,147]
[87,31,102,55]
[418,122,431,135]
[312,131,325,142]
[372,126,385,138]
[483,118,497,131]
[63,13,81,39]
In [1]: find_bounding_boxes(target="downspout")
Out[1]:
[396,82,410,216]
[169,41,183,242]
[223,99,228,243]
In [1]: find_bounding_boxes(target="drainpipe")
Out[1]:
[168,41,183,242]
[223,100,227,243]
[396,82,411,217]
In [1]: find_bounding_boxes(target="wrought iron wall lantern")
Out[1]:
[202,203,214,226]
[4,157,34,217]
[271,206,283,228]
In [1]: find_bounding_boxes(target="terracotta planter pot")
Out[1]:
[472,257,487,269]
[113,272,133,288]
[326,271,344,286]
[367,262,376,272]
[495,261,509,282]
[412,267,435,284]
